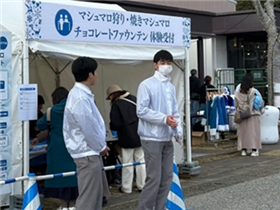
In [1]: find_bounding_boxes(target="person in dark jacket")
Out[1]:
[106,84,146,194]
[29,95,45,138]
[31,87,78,210]
[189,69,201,125]
[199,75,216,111]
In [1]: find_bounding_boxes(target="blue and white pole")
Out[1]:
[0,162,145,186]
[22,173,41,210]
[166,158,190,210]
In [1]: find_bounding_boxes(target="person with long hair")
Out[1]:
[29,95,45,138]
[32,87,78,210]
[234,76,263,157]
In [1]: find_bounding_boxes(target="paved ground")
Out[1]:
[6,139,280,210]
[100,140,280,210]
[187,172,280,210]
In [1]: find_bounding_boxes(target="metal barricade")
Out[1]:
[215,68,268,103]
[215,68,245,95]
[247,68,268,103]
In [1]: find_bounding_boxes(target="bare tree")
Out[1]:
[251,0,280,105]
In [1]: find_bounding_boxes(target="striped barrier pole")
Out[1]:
[0,175,29,185]
[0,161,145,185]
[102,161,145,171]
[36,171,77,181]
[0,162,145,210]
[35,162,145,181]
[166,158,190,210]
[22,173,41,210]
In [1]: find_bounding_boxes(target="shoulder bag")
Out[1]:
[234,94,251,123]
[240,94,251,119]
[119,97,137,106]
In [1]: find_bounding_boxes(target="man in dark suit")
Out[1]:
[190,69,201,125]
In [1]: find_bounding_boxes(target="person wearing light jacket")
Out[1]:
[136,50,183,210]
[234,75,263,157]
[63,57,109,210]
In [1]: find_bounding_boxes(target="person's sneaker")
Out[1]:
[241,150,247,156]
[251,150,259,157]
[68,207,76,210]
[119,187,125,193]
[119,187,131,193]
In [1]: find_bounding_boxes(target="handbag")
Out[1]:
[240,107,251,119]
[234,94,251,123]
[234,110,242,124]
[240,94,251,119]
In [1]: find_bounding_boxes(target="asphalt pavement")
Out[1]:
[38,139,280,210]
[101,140,280,210]
[187,172,280,210]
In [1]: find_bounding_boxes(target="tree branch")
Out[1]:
[251,0,272,31]
[264,0,275,24]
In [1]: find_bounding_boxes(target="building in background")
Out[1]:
[91,0,271,100]
[127,0,237,13]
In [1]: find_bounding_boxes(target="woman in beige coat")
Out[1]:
[234,76,263,157]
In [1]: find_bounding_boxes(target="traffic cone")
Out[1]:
[22,173,42,210]
[166,158,190,210]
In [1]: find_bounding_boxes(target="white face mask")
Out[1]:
[158,65,173,76]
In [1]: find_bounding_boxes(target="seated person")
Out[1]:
[30,95,45,139]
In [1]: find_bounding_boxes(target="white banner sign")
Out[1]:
[0,31,12,195]
[25,1,191,47]
[18,84,38,121]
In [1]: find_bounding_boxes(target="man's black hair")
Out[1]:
[191,69,197,76]
[72,57,98,82]
[38,95,45,105]
[153,50,173,63]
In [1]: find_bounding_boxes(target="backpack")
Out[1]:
[253,89,263,110]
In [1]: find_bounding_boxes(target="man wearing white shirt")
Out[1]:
[136,50,183,210]
[63,57,109,210]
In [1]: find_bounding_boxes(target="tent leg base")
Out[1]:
[178,161,201,175]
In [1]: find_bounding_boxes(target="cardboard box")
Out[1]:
[192,131,207,146]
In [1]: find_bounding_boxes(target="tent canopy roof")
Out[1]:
[1,0,186,61]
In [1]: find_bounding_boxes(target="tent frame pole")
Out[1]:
[185,48,192,163]
[22,0,30,183]
[22,40,29,177]
[177,48,201,175]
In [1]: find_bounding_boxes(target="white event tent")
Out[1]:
[0,0,193,206]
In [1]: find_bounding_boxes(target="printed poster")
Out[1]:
[0,31,12,195]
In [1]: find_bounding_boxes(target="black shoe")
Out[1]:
[102,196,108,207]
[119,187,125,193]
[138,189,142,193]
